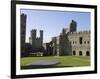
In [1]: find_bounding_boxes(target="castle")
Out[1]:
[21,13,90,57]
[50,20,90,56]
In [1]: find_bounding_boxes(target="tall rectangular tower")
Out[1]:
[21,13,27,56]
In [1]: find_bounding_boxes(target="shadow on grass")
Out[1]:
[21,65,73,70]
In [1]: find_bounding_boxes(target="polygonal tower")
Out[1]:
[69,20,77,32]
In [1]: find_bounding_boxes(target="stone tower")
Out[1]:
[21,13,27,56]
[29,29,43,50]
[40,30,43,45]
[31,29,37,48]
[31,29,36,39]
[69,20,77,32]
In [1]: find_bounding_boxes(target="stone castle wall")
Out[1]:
[68,31,90,56]
[52,31,90,56]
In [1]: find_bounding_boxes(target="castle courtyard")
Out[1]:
[21,56,90,69]
[20,11,91,69]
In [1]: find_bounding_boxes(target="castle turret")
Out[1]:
[69,20,77,32]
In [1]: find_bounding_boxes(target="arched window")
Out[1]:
[86,51,90,56]
[79,51,82,56]
[73,50,76,55]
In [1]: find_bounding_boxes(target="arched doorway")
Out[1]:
[86,51,90,56]
[79,51,82,56]
[73,50,76,56]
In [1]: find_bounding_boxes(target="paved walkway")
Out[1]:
[27,59,60,67]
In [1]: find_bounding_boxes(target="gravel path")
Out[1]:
[27,59,60,66]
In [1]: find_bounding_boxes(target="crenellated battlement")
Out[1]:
[68,30,90,36]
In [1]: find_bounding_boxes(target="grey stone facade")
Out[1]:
[68,31,90,56]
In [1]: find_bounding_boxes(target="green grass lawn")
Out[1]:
[21,56,90,69]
